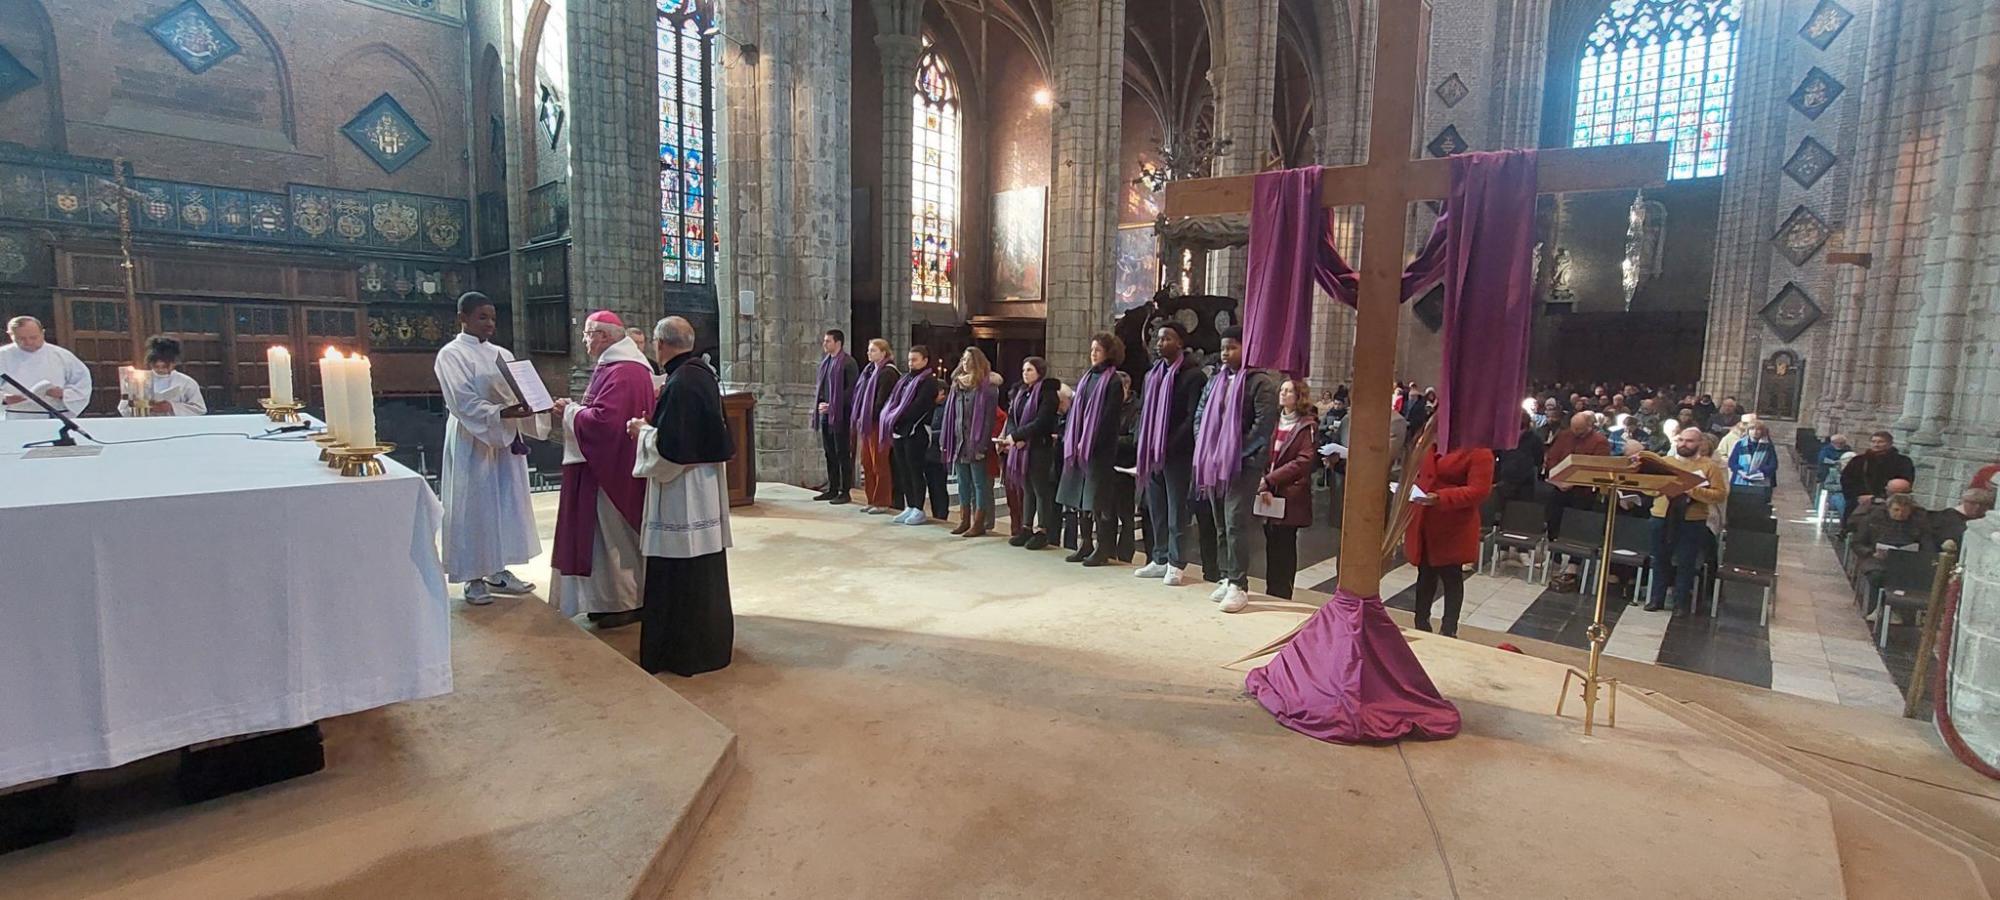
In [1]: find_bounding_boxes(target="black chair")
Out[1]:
[1873,550,1940,649]
[1549,509,1609,595]
[1483,500,1547,582]
[1726,492,1775,531]
[1728,514,1778,535]
[1711,530,1779,625]
[1611,515,1656,599]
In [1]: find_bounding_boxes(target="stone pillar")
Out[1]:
[875,31,922,352]
[715,0,854,485]
[1950,525,2000,772]
[1208,0,1280,302]
[1044,0,1126,379]
[564,0,662,385]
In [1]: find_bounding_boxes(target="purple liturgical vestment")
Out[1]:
[553,343,656,577]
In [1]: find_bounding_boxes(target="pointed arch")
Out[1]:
[912,35,962,306]
[208,0,298,143]
[0,0,65,151]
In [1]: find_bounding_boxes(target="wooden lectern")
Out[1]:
[1546,452,1705,734]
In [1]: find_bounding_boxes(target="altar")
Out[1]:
[0,414,452,792]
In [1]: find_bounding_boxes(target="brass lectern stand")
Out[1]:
[1547,452,1704,734]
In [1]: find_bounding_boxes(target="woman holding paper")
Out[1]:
[1256,378,1318,600]
[1404,439,1495,638]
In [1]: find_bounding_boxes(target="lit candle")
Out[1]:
[267,346,294,405]
[347,354,377,448]
[120,365,144,416]
[320,348,348,440]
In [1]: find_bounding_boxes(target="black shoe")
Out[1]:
[1643,598,1664,612]
[1008,531,1032,547]
[811,490,838,501]
[829,495,850,505]
[1065,546,1092,563]
[1439,628,1458,639]
[1024,532,1050,550]
[1080,550,1111,567]
[587,610,642,629]
[1414,619,1433,632]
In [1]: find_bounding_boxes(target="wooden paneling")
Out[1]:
[147,257,287,297]
[154,300,229,411]
[55,295,132,415]
[295,268,353,301]
[724,391,756,506]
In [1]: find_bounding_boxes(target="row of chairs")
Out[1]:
[1478,492,1780,625]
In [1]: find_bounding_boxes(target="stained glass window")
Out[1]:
[912,38,959,305]
[658,0,712,283]
[1572,0,1741,180]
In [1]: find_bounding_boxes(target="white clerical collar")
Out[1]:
[596,336,648,368]
[453,332,484,346]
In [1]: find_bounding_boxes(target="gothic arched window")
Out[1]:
[912,38,960,306]
[658,0,713,283]
[1572,0,1741,180]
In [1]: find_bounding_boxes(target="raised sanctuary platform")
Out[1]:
[0,598,737,899]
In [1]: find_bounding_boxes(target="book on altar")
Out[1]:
[498,355,555,413]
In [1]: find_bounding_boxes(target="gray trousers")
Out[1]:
[1145,459,1195,567]
[1210,469,1261,588]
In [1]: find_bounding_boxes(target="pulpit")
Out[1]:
[723,391,756,506]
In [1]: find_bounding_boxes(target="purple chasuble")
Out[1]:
[553,354,655,577]
[1134,357,1181,482]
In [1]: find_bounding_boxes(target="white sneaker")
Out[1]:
[463,580,495,606]
[898,507,926,525]
[1134,561,1168,578]
[1210,582,1230,602]
[486,571,535,595]
[1219,585,1250,613]
[1164,567,1187,586]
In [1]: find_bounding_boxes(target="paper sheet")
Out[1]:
[1318,441,1348,459]
[1389,481,1432,502]
[499,356,555,413]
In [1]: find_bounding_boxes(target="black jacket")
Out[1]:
[1155,356,1208,462]
[1840,448,1917,499]
[890,369,942,439]
[1193,367,1281,474]
[1007,379,1061,448]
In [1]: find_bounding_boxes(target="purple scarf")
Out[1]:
[1062,365,1117,468]
[941,379,998,462]
[1193,365,1250,498]
[1004,381,1044,488]
[815,351,851,434]
[879,365,932,443]
[850,361,893,438]
[1135,356,1183,482]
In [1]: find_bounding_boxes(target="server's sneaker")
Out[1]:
[486,571,535,595]
[1219,586,1250,613]
[1210,582,1231,602]
[463,580,495,606]
[1164,567,1187,587]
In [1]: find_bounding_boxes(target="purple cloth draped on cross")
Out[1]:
[1236,151,1538,453]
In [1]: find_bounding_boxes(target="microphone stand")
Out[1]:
[2,372,94,447]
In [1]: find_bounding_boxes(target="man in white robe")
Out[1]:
[435,293,547,605]
[628,316,735,675]
[1,316,91,419]
[549,311,655,627]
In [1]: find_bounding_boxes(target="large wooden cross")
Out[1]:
[1163,2,1670,597]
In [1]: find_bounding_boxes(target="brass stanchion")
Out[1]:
[1557,483,1621,734]
[1903,541,1961,719]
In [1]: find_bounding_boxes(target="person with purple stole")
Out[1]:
[880,345,943,525]
[813,328,860,504]
[1192,327,1280,612]
[850,338,902,514]
[1055,333,1129,566]
[1003,357,1061,549]
[551,310,657,628]
[941,347,1001,537]
[1131,323,1208,587]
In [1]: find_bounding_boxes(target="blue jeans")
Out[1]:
[1649,516,1712,608]
[954,462,993,517]
[1145,464,1194,567]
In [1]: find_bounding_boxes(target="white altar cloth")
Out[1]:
[0,415,451,790]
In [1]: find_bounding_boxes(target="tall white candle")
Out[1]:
[267,346,294,405]
[120,366,144,415]
[320,348,348,440]
[347,354,377,448]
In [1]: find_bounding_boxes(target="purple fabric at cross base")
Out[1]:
[1237,153,1536,453]
[1244,589,1462,743]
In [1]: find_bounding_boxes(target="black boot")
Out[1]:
[1081,548,1112,567]
[1009,530,1032,547]
[1024,532,1050,550]
[1065,542,1093,563]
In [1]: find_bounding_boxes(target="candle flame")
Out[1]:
[324,346,342,360]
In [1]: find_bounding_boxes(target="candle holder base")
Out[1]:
[329,443,395,478]
[311,434,345,463]
[259,399,303,424]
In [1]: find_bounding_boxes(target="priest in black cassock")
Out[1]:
[627,316,736,676]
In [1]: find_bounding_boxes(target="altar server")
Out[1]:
[1,316,91,419]
[628,316,736,676]
[118,336,207,417]
[434,293,544,605]
[551,310,656,628]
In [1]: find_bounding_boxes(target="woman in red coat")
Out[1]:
[1405,444,1495,636]
[1258,377,1319,600]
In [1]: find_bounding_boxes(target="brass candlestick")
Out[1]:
[329,442,395,478]
[311,433,344,463]
[259,399,303,423]
[1556,483,1622,734]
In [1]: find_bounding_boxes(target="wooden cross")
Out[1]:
[1162,1,1670,597]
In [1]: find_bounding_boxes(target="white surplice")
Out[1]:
[0,342,92,419]
[117,370,207,417]
[635,425,732,559]
[434,333,548,584]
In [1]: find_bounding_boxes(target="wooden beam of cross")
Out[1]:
[1162,2,1670,598]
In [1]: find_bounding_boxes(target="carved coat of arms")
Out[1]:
[373,199,418,244]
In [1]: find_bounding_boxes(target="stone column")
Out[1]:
[1044,0,1126,379]
[875,31,922,352]
[715,0,854,485]
[564,0,662,385]
[1950,523,2000,772]
[1207,0,1280,302]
